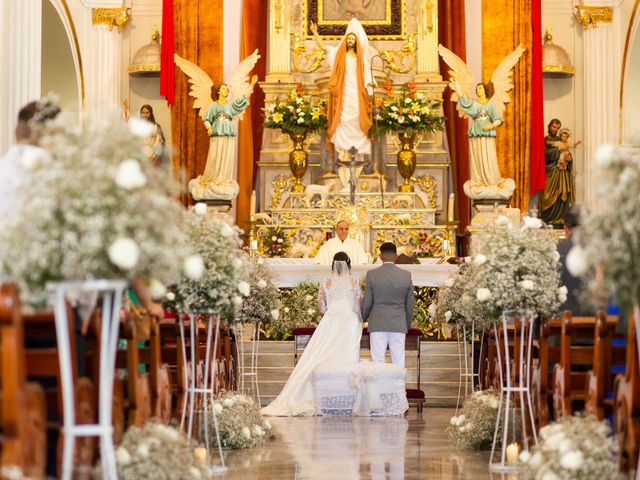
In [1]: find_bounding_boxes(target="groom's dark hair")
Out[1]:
[379,242,397,255]
[332,251,351,271]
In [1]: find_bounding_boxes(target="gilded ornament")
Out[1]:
[270,174,295,209]
[287,132,309,193]
[412,174,438,209]
[378,33,417,74]
[397,132,417,192]
[574,6,613,29]
[91,8,131,32]
[291,32,326,73]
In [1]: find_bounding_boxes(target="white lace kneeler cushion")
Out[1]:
[312,361,408,416]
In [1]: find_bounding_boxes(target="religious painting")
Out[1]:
[305,0,405,39]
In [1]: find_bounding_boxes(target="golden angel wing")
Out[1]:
[437,44,474,118]
[489,43,525,116]
[226,49,261,102]
[174,54,214,120]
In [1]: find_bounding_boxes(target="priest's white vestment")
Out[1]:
[313,237,368,265]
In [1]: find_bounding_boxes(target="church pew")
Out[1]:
[613,314,640,473]
[584,312,625,420]
[534,316,562,426]
[552,312,596,419]
[0,283,47,477]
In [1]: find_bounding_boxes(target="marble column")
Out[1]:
[577,4,620,210]
[415,0,442,83]
[266,0,294,83]
[0,0,42,153]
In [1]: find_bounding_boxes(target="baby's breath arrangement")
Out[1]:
[237,256,281,326]
[169,213,250,316]
[429,264,470,329]
[110,422,210,480]
[447,390,500,450]
[266,282,321,340]
[461,217,564,322]
[203,392,272,449]
[0,112,191,309]
[519,416,619,480]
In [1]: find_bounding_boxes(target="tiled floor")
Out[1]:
[219,408,496,479]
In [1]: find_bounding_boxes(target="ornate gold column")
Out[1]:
[414,0,442,83]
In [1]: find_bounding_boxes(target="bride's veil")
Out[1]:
[328,260,354,302]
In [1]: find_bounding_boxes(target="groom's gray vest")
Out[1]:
[362,263,414,333]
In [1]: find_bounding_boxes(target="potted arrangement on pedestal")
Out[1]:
[370,81,445,192]
[264,84,328,192]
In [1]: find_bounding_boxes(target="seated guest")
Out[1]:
[558,206,591,315]
[313,220,368,265]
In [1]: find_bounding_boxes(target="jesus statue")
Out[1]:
[311,18,373,192]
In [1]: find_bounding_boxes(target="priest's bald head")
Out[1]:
[335,220,350,241]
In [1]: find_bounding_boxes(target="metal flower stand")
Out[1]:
[52,280,127,480]
[455,319,485,414]
[178,313,227,474]
[489,312,538,473]
[237,320,261,405]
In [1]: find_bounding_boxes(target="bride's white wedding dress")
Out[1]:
[261,267,362,416]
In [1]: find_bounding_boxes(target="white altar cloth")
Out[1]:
[264,258,457,287]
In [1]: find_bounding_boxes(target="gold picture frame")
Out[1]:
[305,0,405,40]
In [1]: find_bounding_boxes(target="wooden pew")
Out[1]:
[585,312,625,420]
[0,283,47,477]
[552,312,596,419]
[534,317,562,426]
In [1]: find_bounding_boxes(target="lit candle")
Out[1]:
[194,446,207,465]
[447,193,455,222]
[506,442,519,465]
[250,190,257,217]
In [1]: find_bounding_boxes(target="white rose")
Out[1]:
[136,441,150,457]
[194,202,208,216]
[148,279,167,299]
[129,117,155,138]
[232,295,243,306]
[522,216,543,230]
[458,425,466,433]
[444,277,455,287]
[284,307,290,313]
[596,143,616,167]
[518,451,531,463]
[271,236,277,241]
[252,425,265,436]
[165,291,176,301]
[116,446,132,465]
[220,223,235,237]
[529,451,543,468]
[238,281,251,296]
[519,280,535,290]
[559,450,583,470]
[257,279,268,289]
[270,309,280,320]
[184,255,205,280]
[558,438,574,454]
[108,237,140,270]
[450,416,458,425]
[566,245,589,276]
[213,402,223,414]
[495,215,512,227]
[476,288,491,302]
[473,254,487,266]
[115,159,147,190]
[455,414,465,426]
[223,398,234,408]
[242,427,251,439]
[558,286,568,303]
[444,311,452,321]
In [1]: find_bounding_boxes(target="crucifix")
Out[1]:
[337,146,369,205]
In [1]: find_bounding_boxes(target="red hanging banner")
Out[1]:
[530,0,546,195]
[160,0,175,105]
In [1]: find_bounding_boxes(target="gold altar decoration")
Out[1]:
[413,174,438,209]
[542,28,575,77]
[288,132,308,193]
[574,6,613,29]
[91,7,131,32]
[291,32,326,73]
[128,27,161,76]
[270,174,295,209]
[397,132,417,192]
[379,32,417,74]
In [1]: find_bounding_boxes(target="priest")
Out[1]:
[313,220,368,265]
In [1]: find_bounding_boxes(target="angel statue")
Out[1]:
[174,50,260,201]
[438,44,525,200]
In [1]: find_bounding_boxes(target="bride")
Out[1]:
[262,252,363,416]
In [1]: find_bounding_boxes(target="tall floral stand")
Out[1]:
[178,313,227,474]
[456,318,485,414]
[237,320,261,405]
[489,312,538,473]
[51,280,127,480]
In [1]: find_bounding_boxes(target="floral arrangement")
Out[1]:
[237,256,281,326]
[263,84,328,135]
[266,282,322,340]
[447,390,500,450]
[203,391,272,449]
[167,213,250,316]
[519,416,619,479]
[429,264,471,331]
[568,142,640,314]
[0,111,192,309]
[412,231,442,258]
[111,422,211,479]
[461,217,564,322]
[260,226,287,257]
[370,81,445,138]
[412,294,439,338]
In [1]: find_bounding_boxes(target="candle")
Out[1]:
[250,190,257,217]
[194,446,207,465]
[506,442,519,465]
[447,193,455,222]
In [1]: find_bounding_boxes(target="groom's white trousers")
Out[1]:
[370,332,406,367]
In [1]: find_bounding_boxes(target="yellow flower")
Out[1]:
[272,112,283,123]
[421,106,431,115]
[311,109,320,120]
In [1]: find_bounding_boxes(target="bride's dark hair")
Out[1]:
[332,251,351,271]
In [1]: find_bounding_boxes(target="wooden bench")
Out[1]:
[534,317,562,426]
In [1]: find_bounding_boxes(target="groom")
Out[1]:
[362,242,414,366]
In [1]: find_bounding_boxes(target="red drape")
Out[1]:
[160,0,175,105]
[236,0,267,232]
[530,0,545,195]
[438,0,470,232]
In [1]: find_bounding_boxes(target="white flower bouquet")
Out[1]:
[109,422,211,479]
[202,391,273,449]
[237,256,281,326]
[447,390,500,450]
[0,112,191,309]
[519,416,619,479]
[461,217,563,322]
[266,282,321,340]
[169,213,250,316]
[429,264,472,329]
